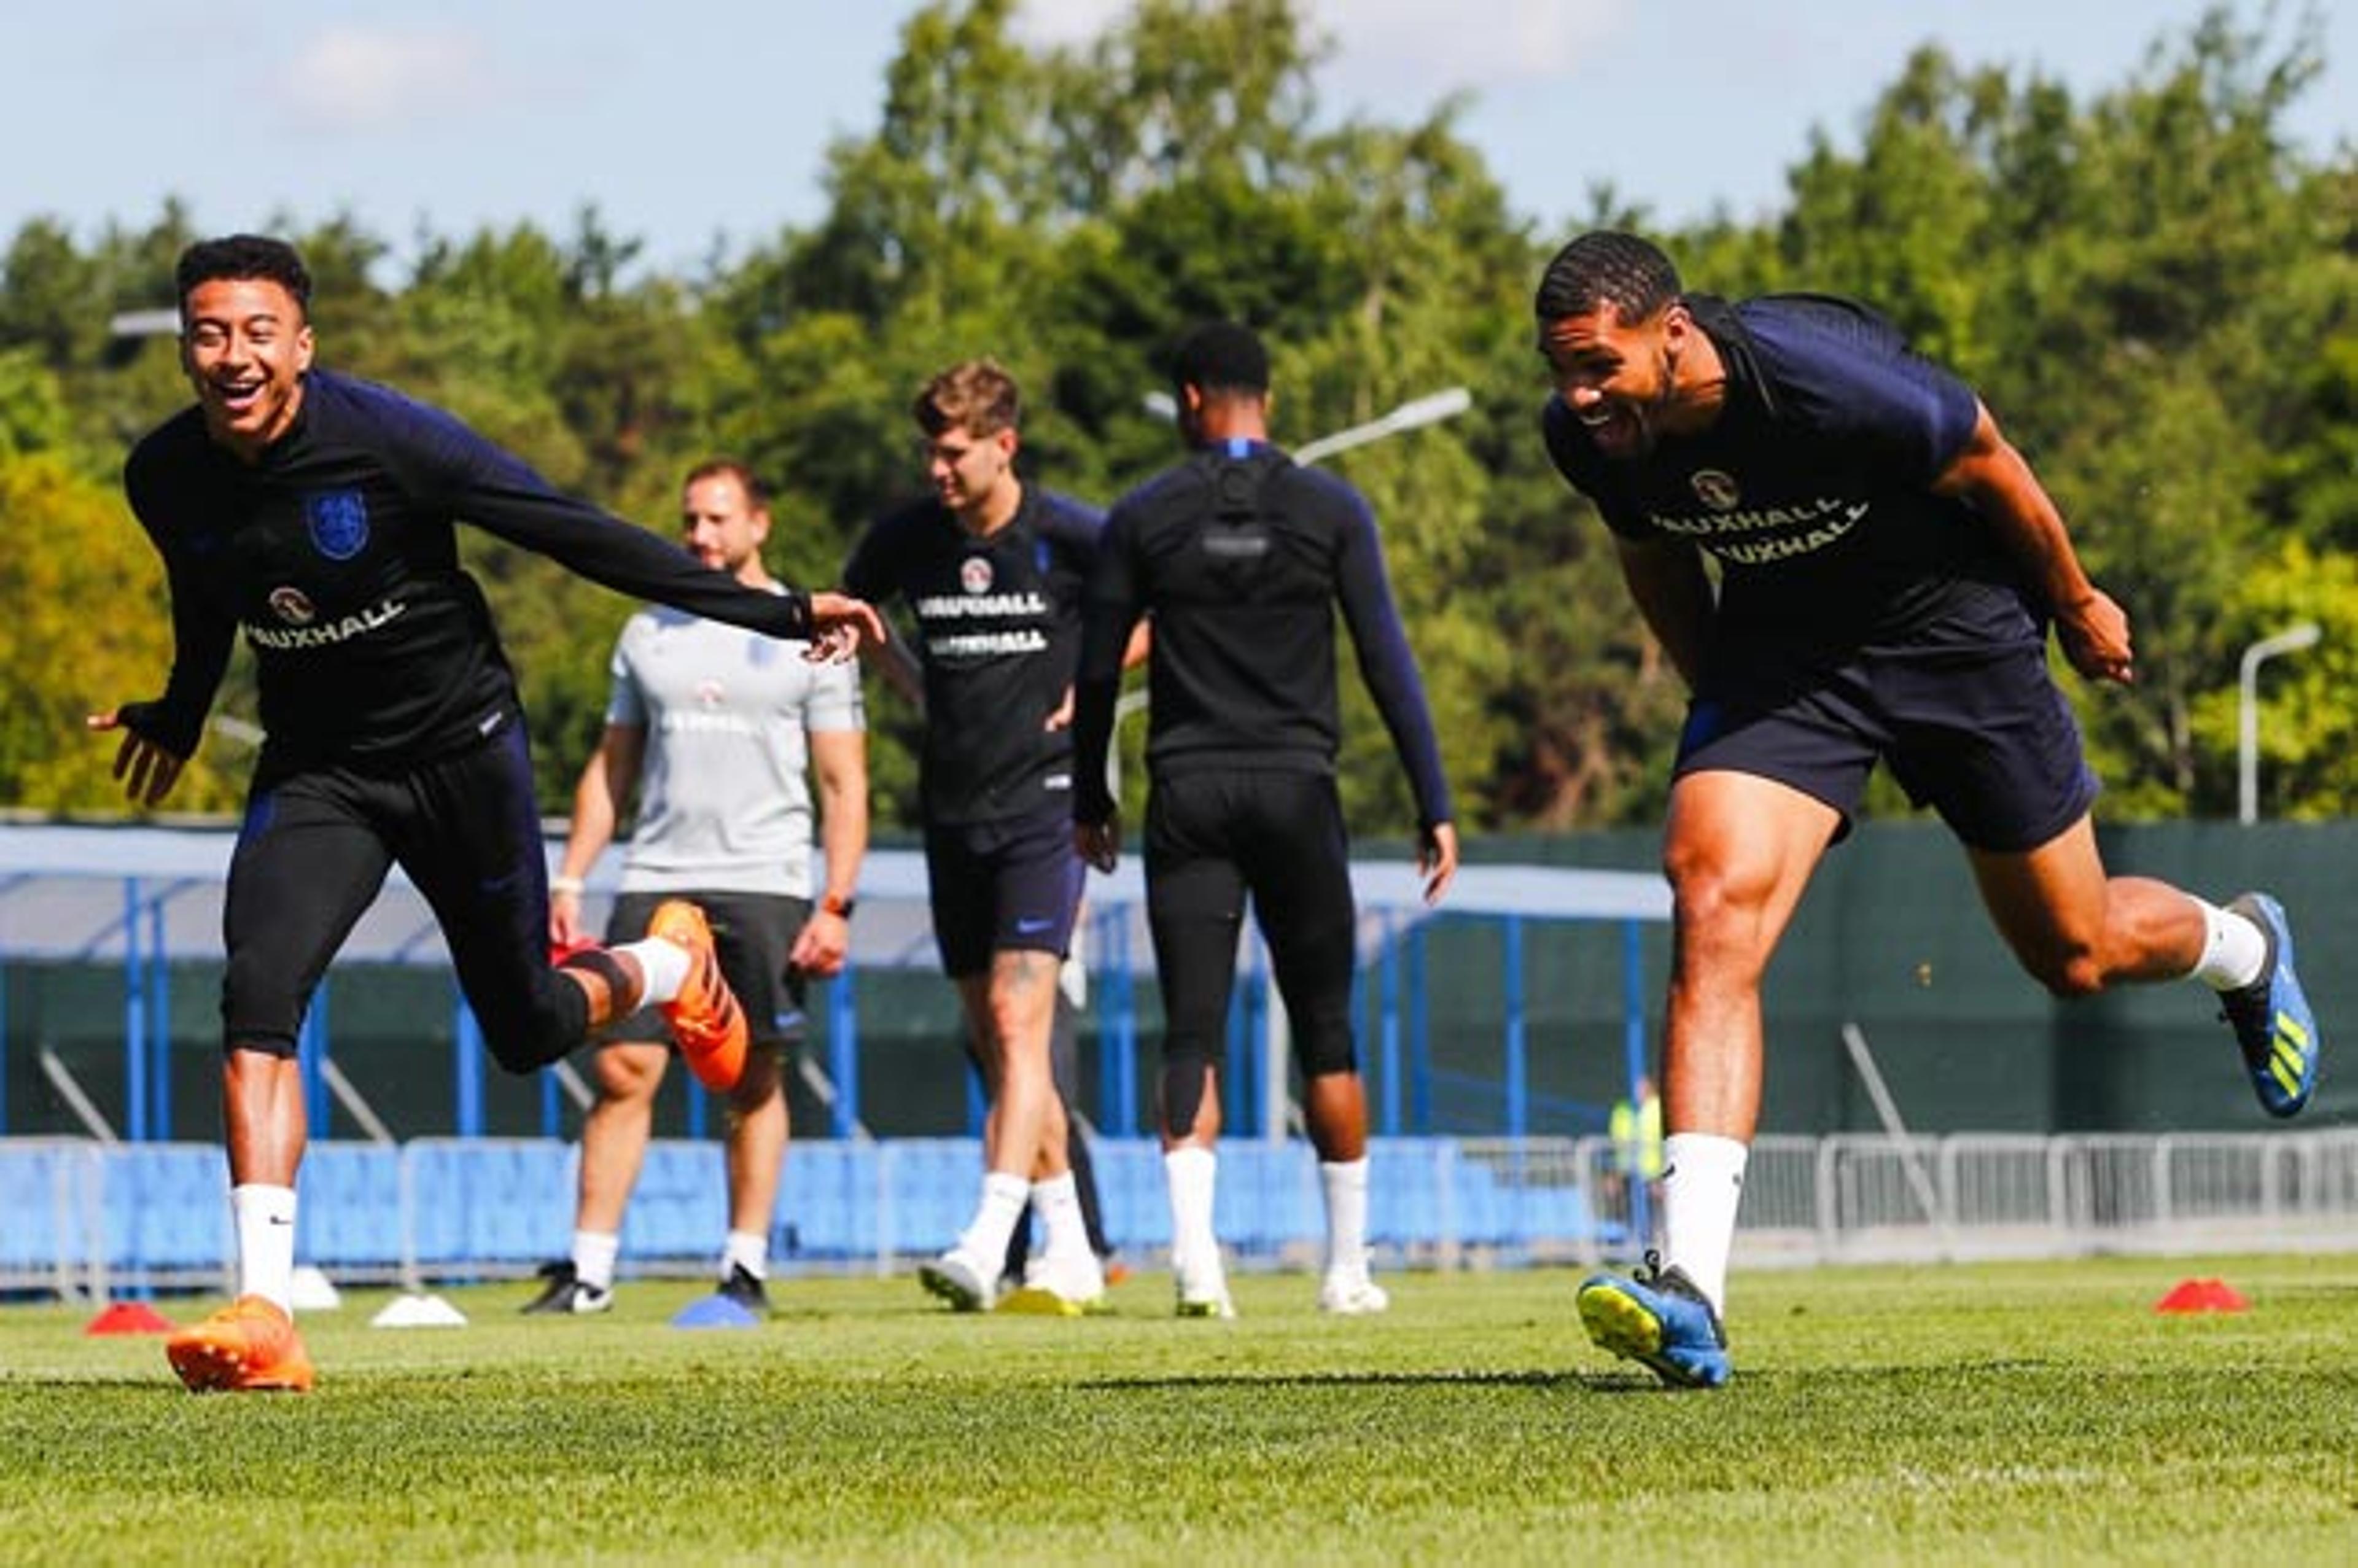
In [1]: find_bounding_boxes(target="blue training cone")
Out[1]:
[671,1294,761,1330]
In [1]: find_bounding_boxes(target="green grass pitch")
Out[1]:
[2,1255,2354,1564]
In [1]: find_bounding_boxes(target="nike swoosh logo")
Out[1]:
[1016,917,1055,934]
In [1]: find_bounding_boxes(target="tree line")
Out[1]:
[2,0,2351,833]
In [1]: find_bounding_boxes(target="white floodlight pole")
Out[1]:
[2237,622,2321,825]
[1293,387,1474,466]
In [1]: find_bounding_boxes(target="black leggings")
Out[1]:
[1144,769,1360,1089]
[222,719,586,1073]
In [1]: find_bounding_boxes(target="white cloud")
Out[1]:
[1011,0,1128,49]
[1013,0,1625,87]
[1312,0,1629,90]
[278,26,491,132]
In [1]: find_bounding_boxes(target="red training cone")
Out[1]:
[85,1301,177,1335]
[2155,1277,2249,1314]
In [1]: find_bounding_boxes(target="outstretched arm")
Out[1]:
[401,402,884,654]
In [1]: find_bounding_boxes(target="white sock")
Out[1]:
[613,936,690,1006]
[1164,1145,1220,1268]
[1033,1172,1091,1262]
[722,1228,767,1283]
[231,1184,297,1313]
[957,1171,1030,1264]
[2189,898,2269,991]
[1660,1133,1748,1316]
[1319,1157,1371,1278]
[572,1228,621,1292]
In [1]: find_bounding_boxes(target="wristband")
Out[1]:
[821,893,857,919]
[550,875,586,896]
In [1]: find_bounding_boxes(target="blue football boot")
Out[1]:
[2220,893,2321,1119]
[1576,1251,1729,1389]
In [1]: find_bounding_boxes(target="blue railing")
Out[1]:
[1,1135,1616,1295]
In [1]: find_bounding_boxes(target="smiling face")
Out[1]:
[180,276,313,462]
[1538,298,1695,461]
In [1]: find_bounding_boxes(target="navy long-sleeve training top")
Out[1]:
[1073,439,1452,831]
[123,368,815,777]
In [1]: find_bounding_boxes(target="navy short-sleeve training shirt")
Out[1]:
[842,484,1103,826]
[1543,294,2041,659]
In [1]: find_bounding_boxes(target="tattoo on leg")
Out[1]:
[998,951,1058,998]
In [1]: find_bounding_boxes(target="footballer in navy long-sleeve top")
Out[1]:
[92,236,881,1393]
[123,368,827,777]
[1067,320,1455,1319]
[1072,439,1452,833]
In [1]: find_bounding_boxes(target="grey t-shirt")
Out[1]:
[606,597,864,897]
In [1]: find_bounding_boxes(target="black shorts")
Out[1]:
[1144,769,1357,1074]
[600,890,811,1047]
[222,716,586,1071]
[922,809,1085,978]
[1677,638,2100,852]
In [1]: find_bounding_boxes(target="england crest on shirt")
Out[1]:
[305,489,370,561]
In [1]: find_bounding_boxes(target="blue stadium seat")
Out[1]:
[779,1141,879,1259]
[0,1140,104,1282]
[1216,1142,1320,1256]
[1091,1138,1166,1256]
[106,1144,232,1276]
[403,1139,574,1269]
[298,1143,405,1271]
[879,1138,984,1256]
[621,1141,727,1264]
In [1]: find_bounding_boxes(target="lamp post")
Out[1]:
[1140,385,1474,468]
[2237,621,2321,825]
[1293,387,1473,465]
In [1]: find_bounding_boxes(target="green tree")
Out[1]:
[0,454,245,812]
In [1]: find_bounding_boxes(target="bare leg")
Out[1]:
[725,1046,788,1238]
[222,1046,306,1187]
[956,952,1070,1181]
[1161,1062,1224,1151]
[1659,770,1841,1142]
[577,1042,666,1236]
[1967,814,2204,995]
[1301,1071,1366,1163]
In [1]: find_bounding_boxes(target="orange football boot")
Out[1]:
[648,899,749,1092]
[165,1294,315,1393]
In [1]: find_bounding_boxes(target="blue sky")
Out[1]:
[7,1,2349,278]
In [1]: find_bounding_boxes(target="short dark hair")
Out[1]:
[1170,320,1270,397]
[683,458,769,510]
[914,359,1021,438]
[1533,231,1682,324]
[176,235,313,319]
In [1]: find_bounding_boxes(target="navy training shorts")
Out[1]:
[1676,637,2099,852]
[922,808,1086,978]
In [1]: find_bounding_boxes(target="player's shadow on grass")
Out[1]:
[1081,1369,1637,1394]
[1085,1359,2068,1396]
